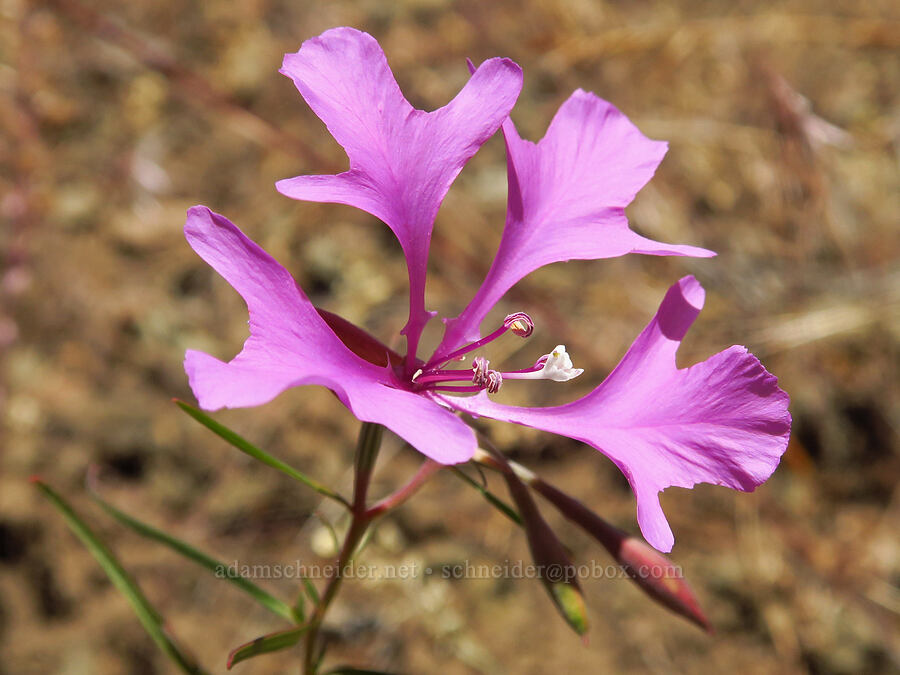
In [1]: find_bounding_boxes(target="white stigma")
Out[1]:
[540,345,583,381]
[512,345,583,382]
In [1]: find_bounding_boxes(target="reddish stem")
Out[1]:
[366,460,442,518]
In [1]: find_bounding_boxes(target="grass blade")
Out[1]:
[89,486,300,624]
[33,478,210,674]
[292,589,306,623]
[450,467,522,525]
[226,624,311,669]
[302,576,320,605]
[175,400,350,509]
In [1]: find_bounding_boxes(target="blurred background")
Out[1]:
[2,0,898,673]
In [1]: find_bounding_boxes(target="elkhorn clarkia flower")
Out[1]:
[184,27,790,552]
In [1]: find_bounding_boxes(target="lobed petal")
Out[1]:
[183,206,476,464]
[275,27,523,353]
[441,276,791,551]
[437,91,715,355]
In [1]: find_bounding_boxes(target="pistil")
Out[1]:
[502,345,583,382]
[413,368,481,386]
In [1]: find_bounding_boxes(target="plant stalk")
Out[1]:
[302,422,383,674]
[302,427,446,672]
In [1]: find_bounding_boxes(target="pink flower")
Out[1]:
[184,28,790,552]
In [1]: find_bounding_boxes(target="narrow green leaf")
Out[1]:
[450,467,522,525]
[33,479,209,675]
[89,489,299,624]
[226,624,310,669]
[302,576,320,605]
[292,589,306,623]
[175,400,350,509]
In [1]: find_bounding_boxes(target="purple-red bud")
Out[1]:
[529,477,711,632]
[498,454,588,635]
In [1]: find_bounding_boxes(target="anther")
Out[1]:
[472,357,490,387]
[503,312,535,338]
[426,312,536,370]
[485,370,503,394]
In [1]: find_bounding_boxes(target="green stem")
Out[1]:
[303,422,383,674]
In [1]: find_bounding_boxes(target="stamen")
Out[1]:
[485,370,503,394]
[425,311,535,369]
[472,357,490,387]
[504,312,534,338]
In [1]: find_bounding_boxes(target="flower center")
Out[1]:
[411,313,583,395]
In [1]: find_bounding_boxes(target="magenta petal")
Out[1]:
[183,206,476,464]
[441,276,791,551]
[437,90,716,354]
[275,28,523,356]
